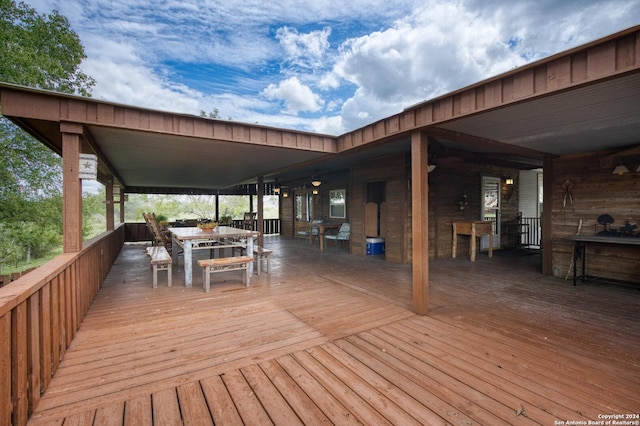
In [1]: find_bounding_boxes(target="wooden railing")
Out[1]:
[0,225,124,425]
[522,217,542,248]
[230,218,281,235]
[125,219,282,244]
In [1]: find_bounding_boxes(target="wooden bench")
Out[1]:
[228,246,273,275]
[146,246,172,288]
[197,255,254,292]
[253,246,273,274]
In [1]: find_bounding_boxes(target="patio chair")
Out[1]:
[143,212,173,252]
[296,219,323,245]
[324,223,350,252]
[243,212,257,230]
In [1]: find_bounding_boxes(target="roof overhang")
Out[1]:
[1,25,639,193]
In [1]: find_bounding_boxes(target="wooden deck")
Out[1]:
[28,238,640,425]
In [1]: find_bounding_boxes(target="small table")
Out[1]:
[566,235,640,285]
[452,221,493,262]
[168,226,259,287]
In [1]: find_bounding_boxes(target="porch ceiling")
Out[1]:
[86,126,330,193]
[437,72,640,157]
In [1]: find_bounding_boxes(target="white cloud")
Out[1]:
[276,26,332,70]
[262,77,324,114]
[81,37,201,113]
[330,0,640,130]
[25,0,640,134]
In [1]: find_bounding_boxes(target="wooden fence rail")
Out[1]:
[125,219,282,243]
[0,225,124,426]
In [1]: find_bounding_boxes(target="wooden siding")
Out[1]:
[425,160,522,260]
[23,239,640,425]
[0,227,124,425]
[1,90,337,154]
[351,154,409,262]
[551,153,640,283]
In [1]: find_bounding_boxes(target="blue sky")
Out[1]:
[27,0,640,135]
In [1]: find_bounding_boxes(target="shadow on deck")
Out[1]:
[29,237,640,425]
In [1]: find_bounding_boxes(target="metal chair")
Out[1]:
[324,223,350,252]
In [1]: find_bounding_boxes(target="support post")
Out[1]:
[257,176,264,247]
[120,192,125,224]
[542,155,554,275]
[411,131,430,315]
[105,179,114,231]
[61,123,84,253]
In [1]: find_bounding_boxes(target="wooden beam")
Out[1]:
[119,195,125,224]
[61,124,83,253]
[599,143,640,168]
[257,176,264,248]
[106,179,114,231]
[542,155,554,275]
[425,127,545,160]
[411,131,429,315]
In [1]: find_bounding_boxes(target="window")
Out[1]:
[329,189,346,218]
[295,195,302,221]
[306,193,313,221]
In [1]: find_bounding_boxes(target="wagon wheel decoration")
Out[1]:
[561,179,575,207]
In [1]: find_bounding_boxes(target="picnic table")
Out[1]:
[168,226,259,287]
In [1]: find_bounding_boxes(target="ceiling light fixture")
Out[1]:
[613,164,629,175]
[311,172,322,186]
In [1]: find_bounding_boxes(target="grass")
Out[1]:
[1,246,63,275]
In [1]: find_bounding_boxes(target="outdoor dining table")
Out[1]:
[167,226,259,287]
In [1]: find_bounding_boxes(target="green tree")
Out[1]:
[0,0,95,270]
[1,0,95,95]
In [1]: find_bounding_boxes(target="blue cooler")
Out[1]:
[366,237,385,255]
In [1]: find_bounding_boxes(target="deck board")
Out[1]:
[28,239,640,425]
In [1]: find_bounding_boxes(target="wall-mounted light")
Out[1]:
[312,189,319,195]
[613,164,630,175]
[458,194,468,211]
[282,191,289,198]
[505,177,514,185]
[427,155,437,173]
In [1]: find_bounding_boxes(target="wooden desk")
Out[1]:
[168,226,259,287]
[452,221,493,262]
[566,235,640,285]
